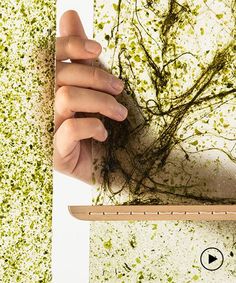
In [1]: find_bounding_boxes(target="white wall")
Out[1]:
[52,1,93,282]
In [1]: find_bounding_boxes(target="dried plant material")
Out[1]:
[92,0,236,206]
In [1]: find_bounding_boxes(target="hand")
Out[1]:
[53,10,128,184]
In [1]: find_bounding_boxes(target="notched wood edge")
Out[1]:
[68,205,236,221]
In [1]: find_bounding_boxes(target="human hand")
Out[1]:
[53,10,128,184]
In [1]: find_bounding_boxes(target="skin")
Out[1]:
[53,10,128,184]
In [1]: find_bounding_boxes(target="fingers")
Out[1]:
[59,10,87,39]
[56,36,102,61]
[54,118,108,159]
[54,86,128,131]
[53,138,93,184]
[56,62,124,95]
[59,10,92,65]
[58,10,94,64]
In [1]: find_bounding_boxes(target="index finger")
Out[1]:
[59,10,92,65]
[56,36,102,61]
[59,10,87,39]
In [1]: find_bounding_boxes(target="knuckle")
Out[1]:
[62,119,77,136]
[106,96,118,112]
[66,35,83,55]
[55,86,71,113]
[58,85,71,101]
[66,35,75,53]
[55,62,63,85]
[66,35,85,54]
[90,67,112,89]
[92,118,104,133]
[90,66,100,83]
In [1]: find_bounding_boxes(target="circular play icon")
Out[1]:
[200,247,224,271]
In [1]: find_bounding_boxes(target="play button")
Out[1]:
[200,247,224,271]
[208,254,217,264]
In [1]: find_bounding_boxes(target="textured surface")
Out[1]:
[90,221,236,283]
[0,1,56,282]
[90,1,236,282]
[92,0,236,205]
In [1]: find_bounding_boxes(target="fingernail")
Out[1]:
[111,76,124,92]
[85,40,101,54]
[115,103,128,120]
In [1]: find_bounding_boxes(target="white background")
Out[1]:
[52,1,93,282]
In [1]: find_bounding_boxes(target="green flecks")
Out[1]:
[20,3,27,17]
[135,257,141,264]
[192,274,200,281]
[108,43,115,49]
[138,271,144,280]
[91,0,236,280]
[129,235,137,248]
[130,41,136,49]
[103,239,112,249]
[105,34,110,41]
[113,3,119,11]
[194,129,203,135]
[191,140,198,146]
[154,56,161,63]
[0,0,55,281]
[134,55,141,62]
[216,14,224,19]
[120,43,126,49]
[98,22,104,29]
[152,224,158,230]
[167,277,173,282]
